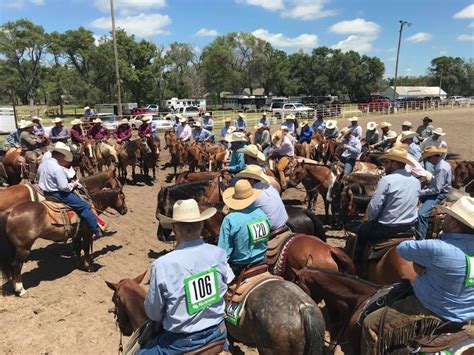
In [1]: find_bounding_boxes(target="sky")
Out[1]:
[1,0,474,77]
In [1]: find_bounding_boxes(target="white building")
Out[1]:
[380,86,447,100]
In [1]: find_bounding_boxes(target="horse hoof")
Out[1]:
[15,289,28,298]
[86,263,101,273]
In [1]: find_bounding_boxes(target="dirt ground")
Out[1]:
[0,107,472,355]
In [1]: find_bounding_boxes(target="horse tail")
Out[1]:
[330,246,356,274]
[300,303,325,355]
[0,211,15,280]
[302,208,326,242]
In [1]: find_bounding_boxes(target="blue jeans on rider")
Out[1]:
[414,193,447,239]
[44,190,100,234]
[138,321,228,355]
[342,157,356,175]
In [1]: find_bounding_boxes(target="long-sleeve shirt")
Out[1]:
[420,159,452,197]
[312,119,326,131]
[416,124,433,139]
[228,144,247,174]
[368,169,420,225]
[50,126,70,143]
[282,121,296,133]
[397,233,474,322]
[70,127,85,143]
[341,136,361,159]
[254,129,270,149]
[324,127,339,139]
[145,239,234,333]
[33,125,45,137]
[218,205,270,266]
[408,142,422,160]
[298,126,314,143]
[253,182,288,230]
[365,131,379,145]
[405,153,428,179]
[6,130,20,146]
[202,117,214,131]
[220,125,234,139]
[420,137,448,159]
[270,135,294,157]
[236,118,247,131]
[349,124,362,139]
[115,125,132,140]
[88,125,108,140]
[38,157,73,192]
[20,131,41,150]
[138,123,152,138]
[259,116,270,127]
[177,124,192,141]
[192,128,213,142]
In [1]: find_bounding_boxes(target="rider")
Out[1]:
[148,199,233,354]
[347,117,362,140]
[38,142,103,238]
[6,125,21,148]
[416,116,433,140]
[201,112,214,132]
[224,131,248,174]
[312,111,326,132]
[19,120,42,152]
[31,116,45,138]
[365,122,379,145]
[115,119,132,145]
[419,127,447,172]
[70,119,85,145]
[361,196,474,354]
[340,127,361,175]
[220,118,234,142]
[269,126,294,190]
[281,115,296,134]
[88,118,108,142]
[253,123,271,156]
[371,129,397,151]
[323,120,339,139]
[297,121,313,144]
[192,122,213,143]
[235,113,247,132]
[355,147,420,266]
[259,111,270,128]
[177,116,192,143]
[415,146,452,239]
[237,144,266,167]
[219,179,270,275]
[50,117,70,143]
[400,131,421,160]
[138,116,153,139]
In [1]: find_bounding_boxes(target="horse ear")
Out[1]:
[305,254,314,268]
[105,280,118,291]
[134,271,147,285]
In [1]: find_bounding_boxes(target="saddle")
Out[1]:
[267,233,305,276]
[41,200,80,236]
[414,326,473,353]
[266,228,294,266]
[367,235,414,262]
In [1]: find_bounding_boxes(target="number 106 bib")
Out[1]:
[184,268,220,315]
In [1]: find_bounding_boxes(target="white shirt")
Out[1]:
[177,124,192,141]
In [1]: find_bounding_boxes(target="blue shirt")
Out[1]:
[420,159,452,197]
[236,118,247,131]
[282,121,296,133]
[408,142,422,160]
[228,143,246,174]
[312,119,326,131]
[38,157,73,192]
[220,125,233,139]
[368,169,421,225]
[259,116,270,126]
[397,234,474,322]
[145,240,234,333]
[254,182,288,230]
[341,136,361,159]
[350,124,362,139]
[202,117,214,131]
[218,205,270,265]
[192,128,212,142]
[298,125,313,143]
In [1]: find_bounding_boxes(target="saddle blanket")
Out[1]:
[42,200,79,227]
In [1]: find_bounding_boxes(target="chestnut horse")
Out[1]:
[117,139,141,182]
[0,189,128,296]
[2,148,25,185]
[453,160,474,195]
[140,136,160,181]
[164,131,187,177]
[106,272,326,354]
[186,143,208,172]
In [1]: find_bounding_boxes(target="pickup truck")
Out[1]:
[176,106,200,123]
[357,98,392,112]
[272,103,314,119]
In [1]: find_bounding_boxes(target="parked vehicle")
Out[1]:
[358,98,392,112]
[146,104,159,112]
[131,107,153,116]
[166,98,206,111]
[448,96,470,105]
[129,114,173,132]
[271,103,314,119]
[177,106,200,122]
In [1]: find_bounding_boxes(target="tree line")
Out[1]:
[0,19,473,108]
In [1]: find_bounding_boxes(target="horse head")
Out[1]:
[288,161,306,186]
[112,188,128,215]
[453,161,472,188]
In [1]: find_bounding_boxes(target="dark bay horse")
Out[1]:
[0,189,128,296]
[117,138,141,182]
[453,161,474,195]
[106,272,326,355]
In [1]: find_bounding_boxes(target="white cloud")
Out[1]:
[237,0,284,11]
[457,34,474,41]
[469,22,474,28]
[440,50,448,55]
[329,18,380,36]
[195,28,219,37]
[331,34,375,53]
[282,0,336,20]
[30,0,44,4]
[453,4,474,19]
[6,0,44,8]
[90,13,172,38]
[405,32,433,43]
[93,0,166,13]
[252,28,317,49]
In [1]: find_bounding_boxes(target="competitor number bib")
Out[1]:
[466,254,474,287]
[184,268,220,315]
[247,219,270,245]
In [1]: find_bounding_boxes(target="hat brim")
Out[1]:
[236,170,270,183]
[51,148,73,162]
[400,134,417,141]
[222,188,262,210]
[379,154,414,167]
[432,131,446,136]
[439,205,474,229]
[157,207,217,225]
[237,148,265,162]
[420,152,441,161]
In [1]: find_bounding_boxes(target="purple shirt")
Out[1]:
[115,125,132,140]
[88,125,108,140]
[138,123,152,138]
[70,127,85,143]
[50,126,70,143]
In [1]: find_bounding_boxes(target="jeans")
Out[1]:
[44,190,100,234]
[415,193,447,239]
[138,321,227,355]
[262,146,270,157]
[342,157,356,175]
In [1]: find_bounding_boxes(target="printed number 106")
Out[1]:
[192,275,212,300]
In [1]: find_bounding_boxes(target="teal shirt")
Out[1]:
[228,143,247,174]
[218,205,270,266]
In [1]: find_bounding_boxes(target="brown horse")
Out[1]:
[453,160,474,195]
[71,143,95,177]
[117,139,141,182]
[2,148,25,185]
[164,132,187,177]
[140,136,160,181]
[79,168,122,193]
[0,189,128,296]
[186,143,208,172]
[175,170,231,185]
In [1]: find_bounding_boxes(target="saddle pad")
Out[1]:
[368,237,413,261]
[227,272,281,303]
[25,183,46,202]
[418,329,473,353]
[42,201,79,226]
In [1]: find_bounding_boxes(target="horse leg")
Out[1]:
[80,233,98,273]
[12,247,30,297]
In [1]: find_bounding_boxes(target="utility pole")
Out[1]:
[439,67,443,96]
[110,0,122,117]
[392,20,411,105]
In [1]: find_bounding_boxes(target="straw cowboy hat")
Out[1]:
[440,196,474,229]
[237,144,265,163]
[254,122,265,130]
[400,131,417,142]
[420,146,448,161]
[178,116,187,123]
[348,116,359,122]
[141,115,152,122]
[238,113,246,119]
[204,112,211,117]
[402,120,413,128]
[223,179,262,210]
[326,120,337,129]
[52,117,63,124]
[193,121,202,128]
[224,117,232,123]
[383,130,398,141]
[432,127,446,136]
[84,106,90,110]
[340,127,351,137]
[31,116,42,122]
[157,199,216,225]
[18,120,34,129]
[379,146,414,166]
[262,111,267,116]
[367,121,378,130]
[51,141,73,162]
[285,114,295,120]
[379,122,392,129]
[280,125,290,131]
[300,120,309,126]
[92,118,102,124]
[71,119,82,126]
[225,131,248,143]
[119,118,130,125]
[236,164,270,183]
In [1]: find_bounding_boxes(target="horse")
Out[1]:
[164,131,187,178]
[79,168,122,193]
[2,148,25,185]
[117,139,141,182]
[93,140,118,172]
[140,136,160,181]
[285,205,326,241]
[186,143,209,172]
[71,143,95,177]
[105,272,326,355]
[453,161,474,195]
[0,188,128,296]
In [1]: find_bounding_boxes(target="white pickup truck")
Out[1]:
[272,103,314,119]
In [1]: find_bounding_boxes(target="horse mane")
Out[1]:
[167,180,214,200]
[80,169,114,185]
[301,266,380,289]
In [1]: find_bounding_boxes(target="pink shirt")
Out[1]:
[405,153,427,178]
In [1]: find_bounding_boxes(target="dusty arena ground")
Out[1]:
[1,108,472,354]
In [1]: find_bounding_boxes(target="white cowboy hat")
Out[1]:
[432,127,446,136]
[402,120,413,128]
[19,120,34,129]
[383,130,398,141]
[254,123,265,130]
[141,115,152,122]
[31,116,42,122]
[300,120,309,126]
[236,164,270,183]
[340,127,351,137]
[52,117,63,124]
[262,111,267,116]
[348,116,359,122]
[193,121,202,128]
[51,141,73,162]
[379,146,414,166]
[379,122,392,129]
[92,118,102,124]
[237,144,265,163]
[400,131,417,142]
[367,121,378,130]
[157,199,216,225]
[225,131,248,143]
[119,118,130,125]
[285,114,295,120]
[326,120,337,129]
[84,106,90,110]
[71,119,82,125]
[280,125,290,131]
[420,146,448,161]
[440,196,474,229]
[204,112,211,117]
[238,113,246,119]
[224,117,232,123]
[179,117,187,123]
[223,179,262,210]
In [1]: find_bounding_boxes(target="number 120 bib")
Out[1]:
[184,268,220,315]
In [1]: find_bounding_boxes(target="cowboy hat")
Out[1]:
[379,146,414,166]
[399,131,417,142]
[383,130,398,141]
[340,127,351,137]
[92,118,102,124]
[31,116,42,122]
[379,122,392,129]
[157,199,216,225]
[141,115,152,122]
[432,127,446,136]
[326,120,337,129]
[224,117,232,123]
[18,120,34,129]
[225,131,247,143]
[223,179,262,210]
[238,113,246,119]
[422,116,433,122]
[280,125,290,131]
[204,112,211,117]
[254,123,265,130]
[52,117,63,124]
[179,116,187,123]
[262,111,267,116]
[300,120,309,126]
[237,144,265,163]
[285,114,295,120]
[367,121,378,130]
[348,116,359,122]
[84,106,90,110]
[440,196,474,229]
[71,119,82,126]
[236,164,270,183]
[193,121,202,128]
[402,120,413,128]
[420,146,448,161]
[119,118,130,125]
[51,141,73,162]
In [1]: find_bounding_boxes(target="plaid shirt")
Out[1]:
[397,233,474,322]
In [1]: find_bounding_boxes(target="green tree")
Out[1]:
[427,56,468,96]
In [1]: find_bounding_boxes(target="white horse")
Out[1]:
[93,141,118,172]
